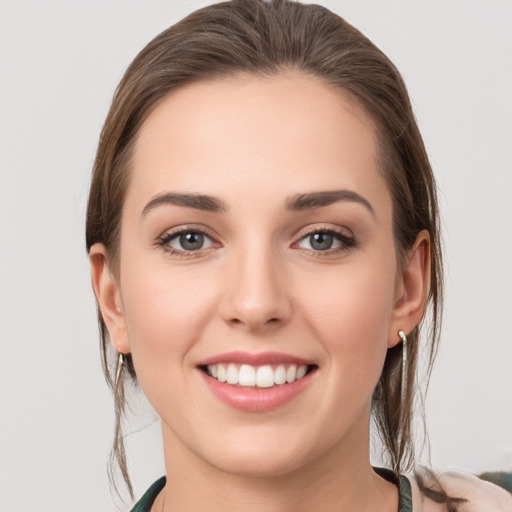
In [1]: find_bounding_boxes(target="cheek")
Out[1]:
[118,254,220,379]
[300,252,397,389]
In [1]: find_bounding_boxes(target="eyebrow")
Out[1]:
[141,192,227,216]
[141,189,375,218]
[285,189,375,217]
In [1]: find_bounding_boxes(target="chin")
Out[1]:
[207,449,308,478]
[191,425,322,479]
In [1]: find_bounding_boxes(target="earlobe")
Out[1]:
[89,243,131,354]
[388,230,431,347]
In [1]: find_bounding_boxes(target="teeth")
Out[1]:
[286,365,297,383]
[206,363,310,388]
[274,365,286,385]
[239,364,256,386]
[256,365,274,388]
[296,365,307,379]
[226,364,238,384]
[217,364,227,383]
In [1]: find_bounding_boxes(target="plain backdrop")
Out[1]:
[0,1,511,510]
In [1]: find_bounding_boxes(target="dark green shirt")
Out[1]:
[130,468,413,512]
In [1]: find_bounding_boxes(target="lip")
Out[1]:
[197,351,317,412]
[197,351,314,366]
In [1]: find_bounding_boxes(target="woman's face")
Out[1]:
[102,72,412,476]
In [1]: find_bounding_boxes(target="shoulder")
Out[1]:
[408,469,512,512]
[436,470,512,511]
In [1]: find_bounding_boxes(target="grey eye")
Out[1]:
[165,231,215,252]
[297,230,350,252]
[308,232,335,251]
[178,232,204,251]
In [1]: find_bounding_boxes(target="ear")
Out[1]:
[89,243,131,354]
[388,230,431,347]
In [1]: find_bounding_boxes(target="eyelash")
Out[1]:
[156,225,217,258]
[294,227,356,255]
[155,225,356,258]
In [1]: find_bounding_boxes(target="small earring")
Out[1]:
[115,352,124,386]
[398,330,408,400]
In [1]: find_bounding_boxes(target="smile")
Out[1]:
[204,363,311,388]
[197,352,317,412]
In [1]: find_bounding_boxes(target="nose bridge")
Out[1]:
[220,235,291,330]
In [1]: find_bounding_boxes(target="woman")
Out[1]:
[86,1,512,510]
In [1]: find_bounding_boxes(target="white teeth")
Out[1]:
[256,365,274,388]
[226,364,238,384]
[239,364,256,386]
[206,362,311,387]
[286,365,297,383]
[207,364,218,378]
[296,365,308,379]
[274,365,287,385]
[217,364,227,383]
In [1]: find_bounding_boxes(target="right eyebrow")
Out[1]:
[285,189,376,218]
[141,192,227,217]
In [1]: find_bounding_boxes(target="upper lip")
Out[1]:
[197,351,315,367]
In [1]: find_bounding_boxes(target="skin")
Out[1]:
[90,72,430,512]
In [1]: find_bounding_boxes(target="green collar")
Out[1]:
[130,469,412,512]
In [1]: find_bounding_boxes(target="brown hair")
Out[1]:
[87,0,444,502]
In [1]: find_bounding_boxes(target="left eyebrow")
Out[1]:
[141,192,228,217]
[285,189,376,218]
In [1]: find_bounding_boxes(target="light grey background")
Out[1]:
[0,1,510,510]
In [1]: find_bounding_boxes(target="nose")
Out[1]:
[219,246,292,332]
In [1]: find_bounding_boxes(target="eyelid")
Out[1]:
[157,223,218,239]
[155,224,221,256]
[154,223,355,257]
[293,223,354,241]
[291,224,356,253]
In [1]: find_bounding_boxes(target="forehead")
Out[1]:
[127,72,389,216]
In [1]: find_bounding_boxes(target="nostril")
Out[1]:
[227,315,282,327]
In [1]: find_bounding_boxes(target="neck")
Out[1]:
[156,418,399,512]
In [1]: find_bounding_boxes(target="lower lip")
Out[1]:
[199,369,315,412]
